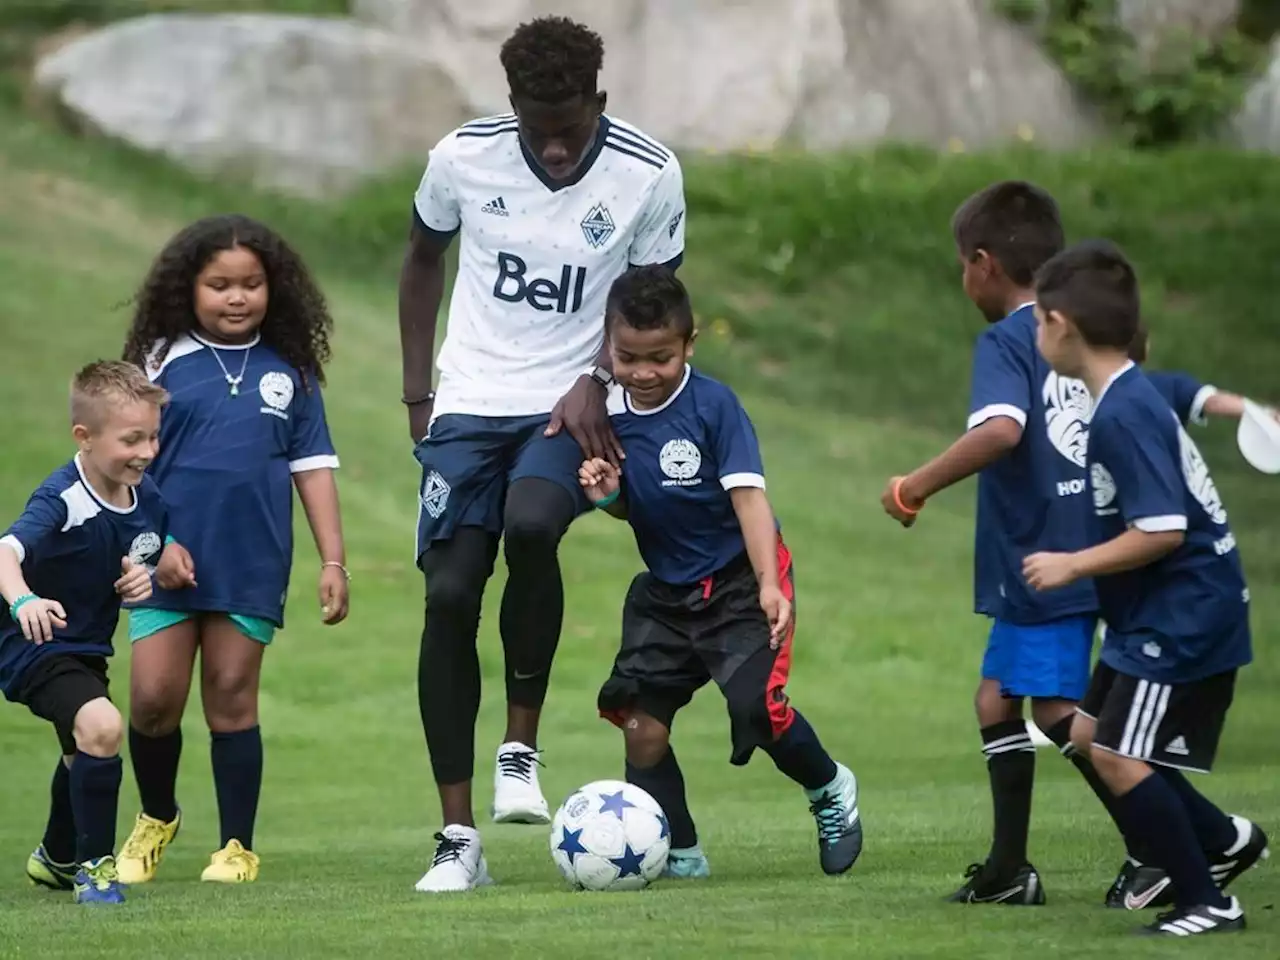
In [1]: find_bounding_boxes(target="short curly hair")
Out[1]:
[606,265,694,338]
[952,181,1064,287]
[122,214,333,386]
[499,15,604,102]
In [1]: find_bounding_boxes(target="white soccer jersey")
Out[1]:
[413,113,687,419]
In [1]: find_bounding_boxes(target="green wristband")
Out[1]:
[164,535,176,545]
[594,490,620,509]
[9,593,37,620]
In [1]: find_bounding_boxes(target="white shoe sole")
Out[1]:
[491,803,551,825]
[414,859,495,893]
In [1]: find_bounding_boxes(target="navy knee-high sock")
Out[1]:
[211,727,263,850]
[69,753,122,864]
[626,749,698,850]
[1155,766,1238,854]
[1114,774,1227,909]
[41,758,76,864]
[762,710,838,791]
[129,726,182,822]
[1043,716,1146,861]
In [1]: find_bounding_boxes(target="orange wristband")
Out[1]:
[892,478,922,517]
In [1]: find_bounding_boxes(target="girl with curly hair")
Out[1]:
[117,214,349,885]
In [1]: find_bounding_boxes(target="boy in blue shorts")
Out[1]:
[1,361,170,905]
[577,265,863,879]
[1025,239,1268,937]
[881,181,1141,905]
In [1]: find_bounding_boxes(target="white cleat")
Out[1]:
[414,824,494,893]
[490,741,551,824]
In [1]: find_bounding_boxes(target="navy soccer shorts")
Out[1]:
[1079,661,1237,774]
[12,654,112,756]
[413,412,590,563]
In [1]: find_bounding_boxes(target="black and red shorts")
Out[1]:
[599,543,796,765]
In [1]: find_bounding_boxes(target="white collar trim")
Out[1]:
[1093,360,1136,407]
[624,365,692,416]
[191,331,261,351]
[74,453,138,514]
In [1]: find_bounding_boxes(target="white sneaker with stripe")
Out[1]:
[1145,896,1245,937]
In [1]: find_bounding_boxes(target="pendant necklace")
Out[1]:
[208,343,252,396]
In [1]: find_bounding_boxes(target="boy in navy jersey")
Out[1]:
[575,265,862,880]
[1025,240,1268,937]
[880,181,1142,906]
[1,361,169,905]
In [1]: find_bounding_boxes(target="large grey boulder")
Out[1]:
[354,0,1101,152]
[798,0,1099,150]
[34,1,1107,196]
[33,13,473,198]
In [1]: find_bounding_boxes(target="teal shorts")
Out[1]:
[128,609,275,646]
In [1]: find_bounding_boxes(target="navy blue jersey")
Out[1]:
[967,305,1098,624]
[1087,363,1251,683]
[1146,370,1216,427]
[611,367,768,585]
[0,457,167,697]
[138,334,339,626]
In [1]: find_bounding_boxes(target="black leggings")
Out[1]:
[417,478,578,785]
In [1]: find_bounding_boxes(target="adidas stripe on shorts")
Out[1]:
[1078,662,1237,774]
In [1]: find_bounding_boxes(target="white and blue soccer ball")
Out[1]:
[549,780,670,891]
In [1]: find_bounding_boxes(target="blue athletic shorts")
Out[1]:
[413,413,589,564]
[981,614,1097,701]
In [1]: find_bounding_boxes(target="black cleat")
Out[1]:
[1141,897,1245,937]
[1105,858,1174,910]
[947,860,1046,905]
[1211,816,1269,892]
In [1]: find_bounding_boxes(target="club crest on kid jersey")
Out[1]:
[1177,422,1227,524]
[128,531,162,569]
[659,439,701,486]
[259,371,294,420]
[1042,372,1092,468]
[1090,462,1118,515]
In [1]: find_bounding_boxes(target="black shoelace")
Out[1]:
[808,793,849,843]
[431,832,470,867]
[497,748,543,784]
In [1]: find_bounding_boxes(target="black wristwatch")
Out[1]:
[587,365,615,390]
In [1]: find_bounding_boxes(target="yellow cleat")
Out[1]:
[200,839,260,883]
[117,810,181,884]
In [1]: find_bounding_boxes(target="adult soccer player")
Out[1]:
[397,15,687,892]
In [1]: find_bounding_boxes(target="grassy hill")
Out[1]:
[0,93,1277,959]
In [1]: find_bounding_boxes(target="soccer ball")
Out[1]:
[549,780,670,891]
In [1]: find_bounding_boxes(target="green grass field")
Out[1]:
[0,94,1277,958]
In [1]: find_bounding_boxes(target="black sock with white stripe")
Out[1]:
[1155,767,1237,854]
[1114,774,1228,910]
[1044,715,1146,862]
[981,720,1036,875]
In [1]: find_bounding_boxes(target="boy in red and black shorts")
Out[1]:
[578,265,862,880]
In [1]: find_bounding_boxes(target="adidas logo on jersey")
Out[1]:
[1165,736,1190,756]
[481,197,509,217]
